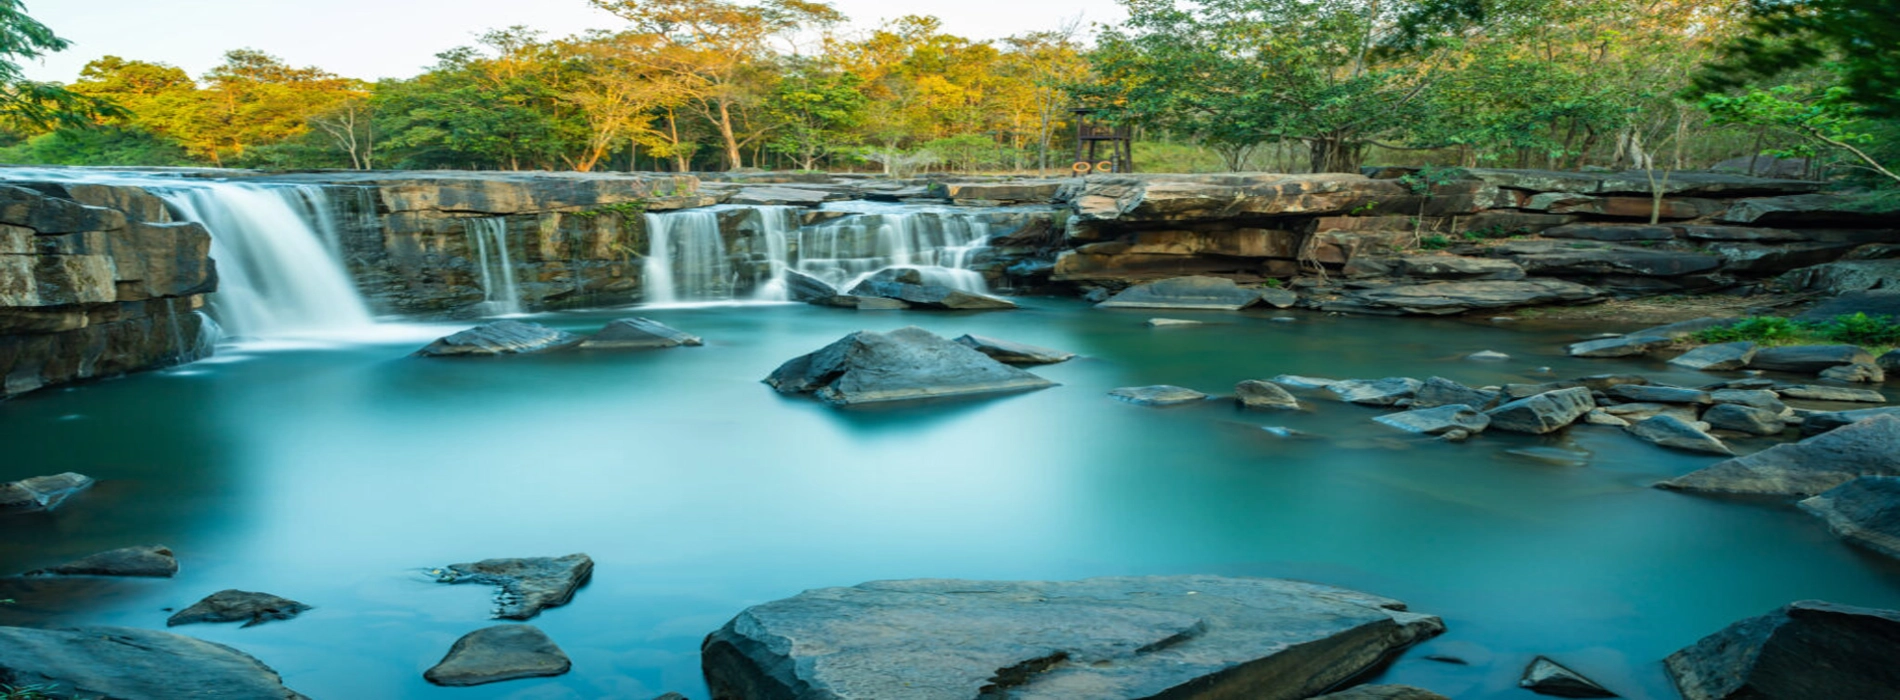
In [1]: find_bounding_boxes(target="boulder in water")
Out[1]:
[1109,385,1208,406]
[0,472,94,515]
[1749,345,1876,374]
[1412,377,1499,410]
[1326,377,1423,406]
[1627,415,1732,455]
[579,317,702,349]
[1775,384,1886,403]
[1801,406,1900,435]
[1798,476,1900,561]
[1703,403,1787,436]
[0,626,304,698]
[1236,380,1301,410]
[424,624,571,687]
[1671,342,1758,371]
[415,320,582,357]
[1146,317,1204,327]
[848,269,1018,311]
[1665,600,1900,700]
[167,590,312,628]
[1567,334,1673,358]
[1819,362,1884,383]
[700,575,1444,700]
[1486,387,1595,434]
[1375,404,1490,436]
[435,553,593,620]
[783,269,839,303]
[1606,384,1712,405]
[765,326,1056,405]
[1657,414,1900,496]
[1520,656,1616,698]
[953,334,1074,365]
[27,545,177,578]
[1096,275,1270,310]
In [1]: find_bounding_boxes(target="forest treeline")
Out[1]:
[1,0,1896,183]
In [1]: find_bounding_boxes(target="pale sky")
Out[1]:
[19,0,1125,83]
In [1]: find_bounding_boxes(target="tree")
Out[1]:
[764,55,865,170]
[1000,24,1088,175]
[0,0,121,130]
[1697,0,1900,118]
[1703,84,1900,184]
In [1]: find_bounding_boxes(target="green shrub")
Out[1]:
[1693,313,1900,348]
[1418,234,1452,250]
[1695,316,1803,344]
[1812,312,1900,346]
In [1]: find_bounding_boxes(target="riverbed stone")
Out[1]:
[1375,404,1490,436]
[1339,279,1604,315]
[1568,334,1673,358]
[0,472,94,515]
[1711,389,1787,413]
[1327,377,1423,406]
[1411,377,1499,410]
[1396,255,1526,280]
[579,317,703,349]
[1486,387,1595,434]
[27,545,177,577]
[766,327,1057,405]
[416,320,583,357]
[1601,402,1702,423]
[1671,342,1758,371]
[1110,385,1208,406]
[1584,410,1631,427]
[1235,380,1301,410]
[1703,403,1788,436]
[1749,345,1876,374]
[1658,414,1900,496]
[424,624,571,686]
[953,334,1074,365]
[1627,415,1733,455]
[1799,476,1900,561]
[0,625,303,698]
[167,590,312,628]
[848,277,1019,311]
[1606,384,1712,405]
[1880,349,1900,371]
[1800,406,1900,435]
[438,553,593,620]
[1271,374,1337,390]
[1818,362,1884,383]
[783,269,838,303]
[1775,384,1887,403]
[700,575,1445,700]
[1145,317,1204,327]
[1664,600,1900,700]
[1520,656,1616,698]
[1096,275,1269,310]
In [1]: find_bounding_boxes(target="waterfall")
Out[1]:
[466,217,522,316]
[790,207,993,293]
[750,206,802,301]
[642,210,731,304]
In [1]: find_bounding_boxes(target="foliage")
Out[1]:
[1694,313,1900,348]
[1697,0,1900,118]
[1702,84,1900,184]
[1417,234,1453,250]
[0,0,121,130]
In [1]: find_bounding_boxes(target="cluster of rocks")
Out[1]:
[781,267,1019,311]
[414,317,702,357]
[1568,315,1897,383]
[421,554,595,686]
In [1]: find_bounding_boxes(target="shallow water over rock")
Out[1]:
[2,300,1898,699]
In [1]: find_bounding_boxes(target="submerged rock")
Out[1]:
[1520,656,1617,698]
[1799,476,1900,561]
[1110,385,1208,407]
[1235,380,1301,410]
[765,327,1057,405]
[1568,334,1672,358]
[1145,317,1205,327]
[1375,404,1490,436]
[1326,377,1423,406]
[0,626,304,698]
[1627,415,1732,455]
[1272,374,1339,390]
[167,590,312,628]
[27,545,177,578]
[424,624,571,687]
[1096,275,1270,310]
[1658,414,1900,496]
[700,575,1445,700]
[0,472,94,515]
[436,553,593,620]
[953,334,1074,365]
[579,317,702,349]
[848,269,1018,310]
[1486,387,1595,434]
[416,320,582,357]
[1665,600,1900,700]
[1670,342,1758,371]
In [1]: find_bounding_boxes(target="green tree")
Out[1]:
[1703,84,1900,184]
[765,56,865,170]
[1698,0,1900,118]
[0,0,120,130]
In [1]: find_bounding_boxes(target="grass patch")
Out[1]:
[1693,313,1900,353]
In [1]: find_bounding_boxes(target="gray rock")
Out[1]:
[1880,349,1900,371]
[765,327,1057,405]
[1110,385,1208,407]
[1584,410,1631,427]
[1606,384,1712,405]
[168,590,312,628]
[1775,384,1887,403]
[437,553,593,620]
[783,269,838,302]
[1504,380,1586,400]
[1750,345,1877,374]
[1628,415,1733,455]
[27,545,177,578]
[1466,350,1511,361]
[1486,388,1596,434]
[1600,402,1702,423]
[1568,335,1673,358]
[1271,374,1338,390]
[0,626,303,698]
[1801,406,1900,435]
[0,472,94,515]
[1819,362,1884,383]
[1315,685,1451,700]
[852,296,909,310]
[1799,476,1900,561]
[1259,287,1299,308]
[700,575,1445,700]
[727,186,835,207]
[1711,389,1787,413]
[1326,377,1423,406]
[424,624,571,687]
[1146,317,1204,327]
[1520,656,1616,698]
[580,317,703,349]
[1671,342,1758,371]
[1576,374,1654,391]
[1395,255,1526,280]
[952,334,1074,365]
[1339,279,1604,315]
[1658,414,1900,496]
[1096,276,1270,310]
[1375,404,1490,436]
[1235,380,1301,410]
[1703,404,1788,436]
[416,320,582,357]
[1665,600,1900,700]
[1412,377,1499,410]
[848,277,1018,310]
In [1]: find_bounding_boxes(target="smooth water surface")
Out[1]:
[3,301,1898,699]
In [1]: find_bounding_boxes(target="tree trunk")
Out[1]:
[716,100,743,171]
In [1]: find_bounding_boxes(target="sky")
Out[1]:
[19,0,1126,83]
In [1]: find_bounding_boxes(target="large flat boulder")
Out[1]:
[1798,476,1900,561]
[0,626,303,698]
[1671,342,1758,371]
[701,575,1444,700]
[1749,345,1876,374]
[765,327,1057,405]
[847,271,1018,310]
[0,472,94,515]
[953,334,1074,365]
[1486,387,1595,434]
[1096,276,1269,310]
[436,553,593,620]
[1338,279,1603,316]
[425,624,572,687]
[1375,404,1490,436]
[1411,377,1499,410]
[579,317,702,349]
[1656,414,1900,496]
[1327,377,1423,406]
[415,320,583,357]
[1627,415,1733,455]
[1665,601,1900,700]
[168,590,312,628]
[27,545,177,578]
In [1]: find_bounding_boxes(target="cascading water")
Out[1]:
[642,210,732,304]
[466,217,522,316]
[785,205,993,294]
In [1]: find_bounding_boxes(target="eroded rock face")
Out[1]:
[425,624,571,687]
[167,590,311,628]
[415,320,583,357]
[1412,377,1499,410]
[437,553,593,620]
[1799,476,1900,561]
[1338,279,1604,316]
[765,326,1056,405]
[0,472,94,515]
[701,575,1444,700]
[1658,414,1900,496]
[0,626,303,699]
[27,545,177,578]
[1327,377,1423,406]
[1665,601,1900,700]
